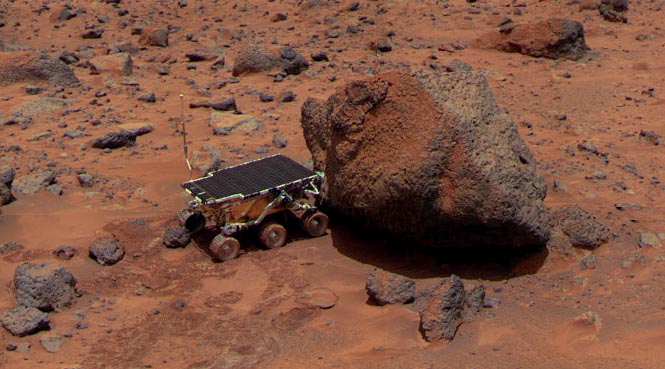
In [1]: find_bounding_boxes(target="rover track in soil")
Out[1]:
[177,154,329,261]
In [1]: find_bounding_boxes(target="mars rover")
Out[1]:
[177,154,329,261]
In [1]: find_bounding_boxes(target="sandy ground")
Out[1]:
[1,0,664,368]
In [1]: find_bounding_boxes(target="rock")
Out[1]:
[232,44,308,76]
[0,52,80,87]
[418,276,466,341]
[311,51,329,62]
[0,183,13,205]
[296,288,338,309]
[376,38,392,52]
[301,67,550,249]
[639,130,661,146]
[52,7,77,22]
[76,174,94,187]
[272,132,287,148]
[91,130,137,149]
[12,170,57,195]
[88,53,133,76]
[475,18,588,60]
[25,85,43,95]
[138,92,156,103]
[211,113,261,135]
[599,5,627,23]
[580,254,597,269]
[579,0,600,11]
[59,51,79,65]
[554,205,609,249]
[162,227,191,248]
[0,164,15,185]
[108,42,138,55]
[601,0,628,11]
[259,92,274,102]
[81,29,104,39]
[365,268,415,305]
[190,98,237,112]
[89,237,125,266]
[638,232,662,248]
[139,27,169,47]
[464,285,486,318]
[279,90,296,103]
[119,123,154,136]
[191,145,225,174]
[0,242,23,254]
[14,263,77,311]
[1,307,50,337]
[54,245,76,260]
[185,50,218,62]
[40,333,63,353]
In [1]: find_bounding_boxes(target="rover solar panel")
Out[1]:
[182,155,318,203]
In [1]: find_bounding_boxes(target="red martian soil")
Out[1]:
[1,1,664,368]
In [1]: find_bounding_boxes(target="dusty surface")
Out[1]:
[1,0,664,368]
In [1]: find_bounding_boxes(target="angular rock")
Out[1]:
[89,237,125,266]
[0,164,15,186]
[76,174,94,187]
[91,130,137,149]
[40,333,63,353]
[59,51,79,65]
[139,27,169,47]
[1,306,50,337]
[554,205,609,249]
[419,276,466,341]
[475,18,588,60]
[0,52,80,87]
[232,44,308,76]
[0,183,13,205]
[301,66,550,249]
[138,92,156,103]
[54,245,76,260]
[14,263,77,311]
[365,268,415,305]
[162,226,191,248]
[638,232,662,248]
[88,53,133,76]
[12,170,57,195]
[376,38,392,52]
[191,145,225,174]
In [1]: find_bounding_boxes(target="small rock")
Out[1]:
[138,92,156,103]
[259,92,274,102]
[25,86,43,95]
[555,205,610,249]
[81,29,103,39]
[279,90,296,103]
[365,268,415,305]
[89,237,125,266]
[40,333,63,353]
[59,51,79,65]
[6,343,17,351]
[311,51,329,62]
[12,170,57,195]
[0,242,23,254]
[162,227,191,248]
[272,133,287,148]
[139,27,169,47]
[580,254,597,269]
[91,130,136,149]
[638,232,662,248]
[296,288,338,309]
[0,164,15,186]
[54,245,76,260]
[376,38,392,52]
[0,183,13,205]
[76,173,94,187]
[418,275,465,342]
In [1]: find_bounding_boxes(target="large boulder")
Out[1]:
[474,18,588,61]
[301,65,550,249]
[0,52,80,87]
[232,44,308,76]
[1,306,50,337]
[14,263,77,312]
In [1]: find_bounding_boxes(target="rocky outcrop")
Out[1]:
[474,18,589,60]
[0,52,80,87]
[301,65,550,249]
[14,263,77,312]
[365,268,415,305]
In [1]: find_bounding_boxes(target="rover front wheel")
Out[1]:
[302,212,329,237]
[259,222,287,249]
[210,235,240,261]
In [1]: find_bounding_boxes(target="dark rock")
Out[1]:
[580,254,597,269]
[14,263,77,311]
[0,52,80,87]
[76,173,94,187]
[311,51,329,62]
[91,130,136,149]
[639,130,661,145]
[138,92,156,103]
[185,51,217,62]
[162,227,191,248]
[232,44,308,76]
[139,27,169,47]
[81,29,104,39]
[601,0,628,12]
[0,242,23,254]
[190,97,236,111]
[59,51,79,65]
[279,90,296,103]
[464,285,485,318]
[365,268,415,305]
[191,145,225,174]
[6,343,17,351]
[259,92,274,102]
[271,12,288,22]
[301,67,550,249]
[272,132,287,148]
[89,237,125,266]
[1,307,50,337]
[12,170,57,195]
[476,18,588,60]
[599,5,627,23]
[54,245,76,260]
[54,7,77,21]
[123,123,154,136]
[211,57,225,71]
[554,205,609,249]
[108,42,138,55]
[376,38,392,52]
[0,183,13,205]
[25,86,43,95]
[419,276,465,341]
[0,164,16,186]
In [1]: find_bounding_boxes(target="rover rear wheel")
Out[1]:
[302,211,329,237]
[259,222,287,249]
[210,235,240,261]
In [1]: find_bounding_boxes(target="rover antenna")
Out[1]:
[180,94,192,180]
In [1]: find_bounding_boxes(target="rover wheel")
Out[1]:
[302,211,329,237]
[178,210,206,234]
[210,235,240,261]
[259,222,287,249]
